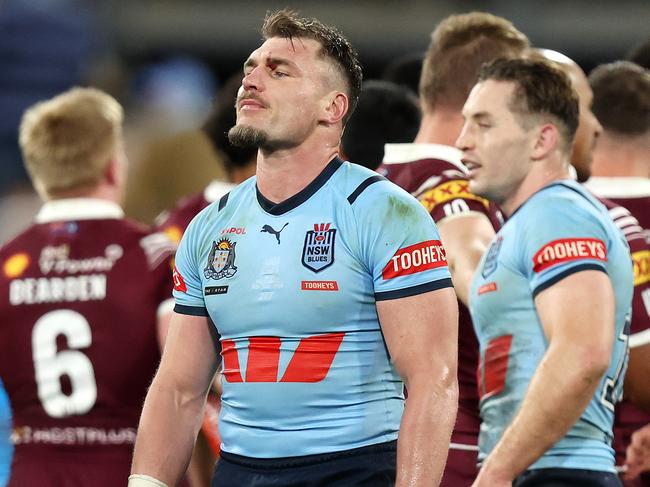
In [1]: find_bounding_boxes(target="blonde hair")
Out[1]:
[19,87,123,198]
[420,12,529,112]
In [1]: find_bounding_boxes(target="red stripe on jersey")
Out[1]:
[246,337,281,382]
[479,334,513,400]
[172,266,187,292]
[221,339,243,383]
[280,332,345,383]
[532,238,607,273]
[382,240,447,280]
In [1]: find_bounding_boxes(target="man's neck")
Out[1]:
[592,133,650,178]
[48,183,120,204]
[502,157,572,217]
[414,108,464,146]
[256,136,339,203]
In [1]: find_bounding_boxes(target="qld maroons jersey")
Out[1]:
[471,180,633,472]
[0,199,175,484]
[173,157,453,458]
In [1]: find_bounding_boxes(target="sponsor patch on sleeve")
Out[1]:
[172,266,187,292]
[532,238,607,273]
[382,240,447,280]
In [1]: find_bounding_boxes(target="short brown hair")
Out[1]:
[420,12,529,112]
[478,58,579,151]
[589,61,650,136]
[19,87,123,198]
[262,9,363,122]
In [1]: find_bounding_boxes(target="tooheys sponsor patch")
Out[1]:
[382,240,447,279]
[532,238,607,273]
[172,266,187,292]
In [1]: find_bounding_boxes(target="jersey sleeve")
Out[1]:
[353,180,453,301]
[172,213,209,316]
[518,202,610,298]
[139,232,177,315]
[417,177,492,224]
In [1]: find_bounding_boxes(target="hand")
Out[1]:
[471,466,512,487]
[624,424,650,480]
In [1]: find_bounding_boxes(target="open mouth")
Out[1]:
[462,158,481,172]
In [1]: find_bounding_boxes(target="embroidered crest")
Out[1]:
[482,236,503,278]
[301,223,336,273]
[204,238,238,280]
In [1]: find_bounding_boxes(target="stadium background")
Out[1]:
[0,0,648,242]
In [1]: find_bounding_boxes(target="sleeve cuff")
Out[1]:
[375,278,453,301]
[532,263,607,298]
[174,303,209,317]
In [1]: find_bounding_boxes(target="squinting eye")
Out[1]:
[273,71,288,78]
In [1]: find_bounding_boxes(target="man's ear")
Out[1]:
[320,91,348,126]
[531,123,560,160]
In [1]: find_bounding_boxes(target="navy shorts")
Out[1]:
[212,440,397,487]
[514,468,622,487]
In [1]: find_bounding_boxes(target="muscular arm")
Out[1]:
[475,271,615,485]
[377,287,459,487]
[437,213,495,306]
[132,312,220,486]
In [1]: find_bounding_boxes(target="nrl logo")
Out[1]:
[204,238,238,280]
[301,223,336,273]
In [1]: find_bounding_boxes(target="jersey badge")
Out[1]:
[204,238,238,280]
[302,223,336,272]
[482,236,503,278]
[3,252,30,278]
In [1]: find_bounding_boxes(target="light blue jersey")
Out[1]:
[0,382,12,487]
[173,158,452,458]
[471,180,633,472]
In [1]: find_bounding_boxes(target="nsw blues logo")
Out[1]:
[482,236,503,278]
[205,238,238,280]
[302,223,336,273]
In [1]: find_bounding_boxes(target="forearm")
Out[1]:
[482,345,605,480]
[396,378,458,487]
[131,377,208,485]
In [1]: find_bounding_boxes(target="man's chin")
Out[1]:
[228,124,268,149]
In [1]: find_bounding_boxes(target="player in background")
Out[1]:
[460,57,633,487]
[586,61,650,486]
[339,79,420,171]
[130,10,458,487]
[377,12,529,486]
[0,88,180,486]
[0,383,11,487]
[627,424,650,481]
[158,73,257,244]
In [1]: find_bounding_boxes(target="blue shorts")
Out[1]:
[212,440,397,487]
[514,468,622,487]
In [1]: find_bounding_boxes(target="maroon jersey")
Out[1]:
[380,144,503,485]
[0,199,175,486]
[587,178,650,484]
[157,179,234,244]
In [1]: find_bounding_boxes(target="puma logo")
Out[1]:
[261,223,289,245]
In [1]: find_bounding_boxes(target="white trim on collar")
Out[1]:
[204,179,236,203]
[585,177,650,198]
[383,143,467,173]
[35,198,124,223]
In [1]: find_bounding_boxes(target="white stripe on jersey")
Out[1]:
[629,329,650,349]
[449,442,480,452]
[140,233,177,270]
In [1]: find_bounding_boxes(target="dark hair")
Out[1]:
[203,73,257,171]
[478,58,579,151]
[341,80,421,170]
[627,37,650,70]
[589,61,650,136]
[420,12,529,112]
[262,9,363,123]
[381,52,424,97]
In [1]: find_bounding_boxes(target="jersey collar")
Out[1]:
[256,157,343,215]
[36,198,124,223]
[585,177,650,198]
[382,143,467,173]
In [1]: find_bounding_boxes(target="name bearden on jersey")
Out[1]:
[532,238,607,273]
[382,240,447,280]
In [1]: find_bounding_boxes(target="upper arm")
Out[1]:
[155,312,220,396]
[377,288,458,387]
